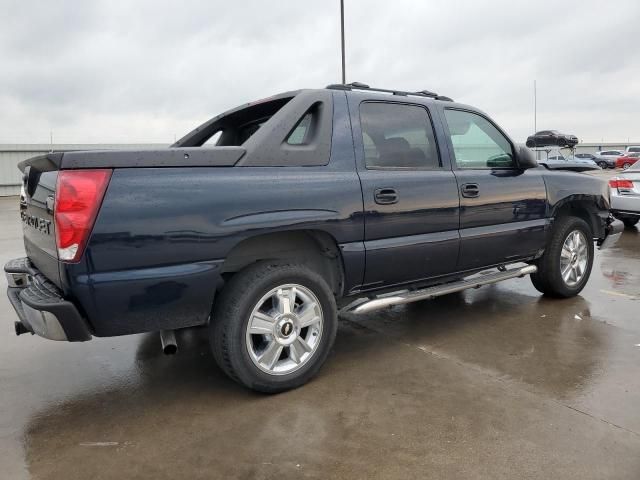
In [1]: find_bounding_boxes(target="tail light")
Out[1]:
[54,169,112,262]
[609,178,634,190]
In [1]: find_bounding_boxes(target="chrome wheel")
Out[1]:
[245,284,323,375]
[560,230,588,287]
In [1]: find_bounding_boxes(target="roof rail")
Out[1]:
[326,82,453,102]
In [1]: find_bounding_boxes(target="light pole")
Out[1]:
[533,79,537,133]
[340,0,346,84]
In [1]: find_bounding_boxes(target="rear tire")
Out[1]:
[211,262,338,393]
[530,216,594,298]
[598,161,608,169]
[623,162,632,170]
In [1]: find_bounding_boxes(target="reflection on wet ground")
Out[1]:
[1,197,639,479]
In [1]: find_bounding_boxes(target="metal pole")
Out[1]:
[533,80,537,133]
[340,0,346,84]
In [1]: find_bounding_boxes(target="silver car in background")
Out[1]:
[610,161,640,228]
[595,150,624,169]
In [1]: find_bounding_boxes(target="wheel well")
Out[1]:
[553,200,601,238]
[221,230,345,296]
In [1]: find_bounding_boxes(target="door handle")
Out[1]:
[374,188,398,205]
[461,183,480,198]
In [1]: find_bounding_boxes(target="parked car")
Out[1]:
[576,153,610,169]
[526,130,579,148]
[609,161,640,227]
[595,150,625,168]
[538,154,600,171]
[615,152,640,170]
[5,83,623,392]
[625,146,640,155]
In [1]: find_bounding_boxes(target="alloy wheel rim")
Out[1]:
[560,230,588,287]
[245,284,323,375]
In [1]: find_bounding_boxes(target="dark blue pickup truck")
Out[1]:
[5,83,622,392]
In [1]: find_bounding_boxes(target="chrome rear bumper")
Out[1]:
[5,257,91,342]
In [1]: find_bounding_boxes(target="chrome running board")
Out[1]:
[346,265,537,315]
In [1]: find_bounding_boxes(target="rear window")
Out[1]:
[359,102,440,169]
[178,96,294,147]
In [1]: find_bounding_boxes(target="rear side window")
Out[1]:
[286,112,314,145]
[359,102,440,169]
[444,109,515,169]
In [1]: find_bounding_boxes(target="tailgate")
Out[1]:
[18,154,62,287]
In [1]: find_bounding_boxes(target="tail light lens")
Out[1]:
[609,178,634,190]
[54,169,112,262]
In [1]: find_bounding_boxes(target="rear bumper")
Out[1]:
[5,258,91,342]
[611,193,640,214]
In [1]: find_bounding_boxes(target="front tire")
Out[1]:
[211,262,338,393]
[598,161,608,169]
[623,162,632,170]
[530,216,594,298]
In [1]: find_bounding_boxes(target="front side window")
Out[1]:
[359,102,440,169]
[444,109,515,169]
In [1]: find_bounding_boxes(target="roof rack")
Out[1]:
[326,82,453,102]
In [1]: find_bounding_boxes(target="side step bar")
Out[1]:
[346,265,537,315]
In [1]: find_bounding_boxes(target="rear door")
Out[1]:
[440,108,548,271]
[349,98,460,289]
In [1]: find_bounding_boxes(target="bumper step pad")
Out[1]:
[5,257,92,342]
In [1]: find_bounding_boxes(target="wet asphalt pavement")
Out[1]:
[0,193,639,480]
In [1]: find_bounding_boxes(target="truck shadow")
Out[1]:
[22,287,607,478]
[340,286,608,399]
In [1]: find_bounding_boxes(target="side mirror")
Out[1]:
[515,145,538,169]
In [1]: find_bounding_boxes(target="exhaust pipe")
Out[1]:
[14,321,31,336]
[160,330,178,355]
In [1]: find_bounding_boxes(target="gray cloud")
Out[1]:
[1,0,639,144]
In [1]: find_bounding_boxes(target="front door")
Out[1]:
[350,99,460,290]
[440,108,548,271]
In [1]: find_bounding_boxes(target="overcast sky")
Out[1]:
[1,0,639,144]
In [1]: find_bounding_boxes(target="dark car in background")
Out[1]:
[576,153,610,169]
[526,130,579,148]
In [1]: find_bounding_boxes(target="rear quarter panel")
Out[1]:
[66,166,362,336]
